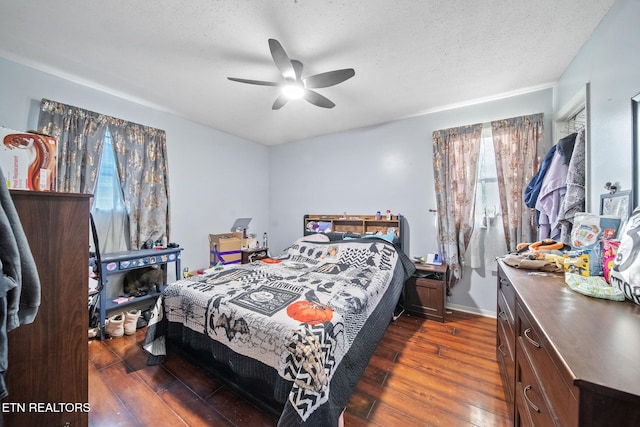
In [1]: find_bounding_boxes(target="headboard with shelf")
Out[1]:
[303,214,404,249]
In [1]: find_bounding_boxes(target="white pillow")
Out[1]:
[295,234,330,244]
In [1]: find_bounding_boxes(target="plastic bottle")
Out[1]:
[376,211,381,220]
[386,210,392,220]
[263,232,268,248]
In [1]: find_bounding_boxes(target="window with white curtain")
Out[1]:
[93,130,118,209]
[92,129,129,253]
[466,124,506,270]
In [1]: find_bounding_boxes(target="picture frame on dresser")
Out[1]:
[600,190,632,218]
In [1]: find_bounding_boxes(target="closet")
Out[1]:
[4,191,90,427]
[529,84,589,242]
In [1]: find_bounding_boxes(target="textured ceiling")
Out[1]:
[0,0,615,145]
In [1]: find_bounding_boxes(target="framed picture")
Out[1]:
[600,190,633,218]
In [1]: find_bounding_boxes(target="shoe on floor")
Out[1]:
[105,313,125,338]
[136,315,148,329]
[124,309,141,335]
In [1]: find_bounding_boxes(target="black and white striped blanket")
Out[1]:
[144,238,414,426]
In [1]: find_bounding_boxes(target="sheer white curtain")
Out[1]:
[466,124,507,270]
[92,130,129,253]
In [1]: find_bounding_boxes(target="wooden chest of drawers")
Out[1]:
[497,259,640,426]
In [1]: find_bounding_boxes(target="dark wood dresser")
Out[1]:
[5,191,90,427]
[497,259,640,426]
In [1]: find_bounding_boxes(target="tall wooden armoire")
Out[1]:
[4,191,90,427]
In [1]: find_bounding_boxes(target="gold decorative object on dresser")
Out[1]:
[496,259,640,426]
[5,190,91,427]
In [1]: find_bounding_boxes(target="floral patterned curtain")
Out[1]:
[37,98,170,249]
[37,99,107,193]
[491,113,543,251]
[109,122,170,250]
[432,124,483,287]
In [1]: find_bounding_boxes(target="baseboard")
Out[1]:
[446,303,496,319]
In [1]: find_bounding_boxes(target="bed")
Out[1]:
[143,236,415,426]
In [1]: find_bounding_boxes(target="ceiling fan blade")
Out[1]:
[291,60,303,81]
[272,95,289,110]
[304,68,355,89]
[303,89,335,109]
[269,39,296,80]
[227,77,280,86]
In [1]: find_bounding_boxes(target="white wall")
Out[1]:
[555,0,640,213]
[1,0,636,315]
[270,0,640,316]
[270,88,554,316]
[0,57,270,280]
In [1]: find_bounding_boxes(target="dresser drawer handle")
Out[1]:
[523,385,541,413]
[498,311,508,321]
[524,328,541,348]
[498,344,506,357]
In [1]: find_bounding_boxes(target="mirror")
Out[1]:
[633,92,640,209]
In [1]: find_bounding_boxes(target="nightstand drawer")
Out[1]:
[241,248,268,264]
[405,262,448,322]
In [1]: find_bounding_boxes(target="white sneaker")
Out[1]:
[124,310,141,335]
[105,313,125,337]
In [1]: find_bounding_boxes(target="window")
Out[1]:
[476,125,500,226]
[91,129,129,252]
[93,129,120,210]
[466,124,506,269]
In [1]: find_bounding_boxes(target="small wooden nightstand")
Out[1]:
[405,262,448,322]
[241,247,268,264]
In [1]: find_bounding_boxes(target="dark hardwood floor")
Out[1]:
[88,310,510,427]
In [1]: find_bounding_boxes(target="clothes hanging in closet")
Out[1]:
[557,129,586,245]
[533,133,577,240]
[524,144,557,225]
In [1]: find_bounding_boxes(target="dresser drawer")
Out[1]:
[517,303,578,426]
[515,344,555,427]
[498,267,516,320]
[497,319,515,410]
[497,291,515,361]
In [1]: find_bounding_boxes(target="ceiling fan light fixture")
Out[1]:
[228,39,354,109]
[281,83,305,99]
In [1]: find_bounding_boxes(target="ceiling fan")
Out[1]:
[228,39,355,110]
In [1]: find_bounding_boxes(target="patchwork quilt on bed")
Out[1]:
[143,238,414,426]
